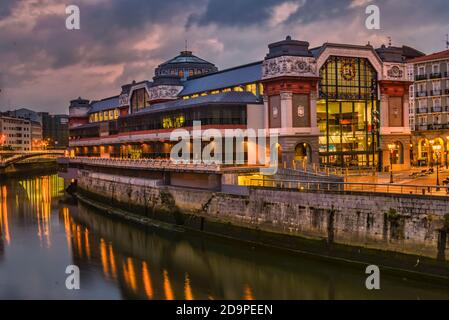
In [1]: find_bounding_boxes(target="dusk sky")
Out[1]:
[0,0,448,114]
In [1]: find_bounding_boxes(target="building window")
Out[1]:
[433,98,442,110]
[432,64,440,74]
[245,84,257,96]
[162,116,173,129]
[418,66,425,75]
[317,56,378,168]
[130,88,150,113]
[432,81,441,91]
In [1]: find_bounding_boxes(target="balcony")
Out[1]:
[431,106,442,113]
[416,91,427,97]
[415,125,428,131]
[429,72,442,79]
[430,90,442,96]
[415,74,427,81]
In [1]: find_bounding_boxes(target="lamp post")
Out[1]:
[388,143,397,184]
[432,144,442,189]
[446,136,449,169]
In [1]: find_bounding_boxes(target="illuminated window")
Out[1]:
[201,92,208,96]
[104,111,109,121]
[99,112,103,121]
[245,83,257,95]
[109,110,113,120]
[222,88,232,93]
[191,94,199,98]
[259,83,264,95]
[179,71,184,78]
[114,109,119,119]
[211,90,220,95]
[174,115,185,128]
[189,70,194,77]
[94,113,99,122]
[233,86,244,92]
[162,117,173,129]
[183,96,190,100]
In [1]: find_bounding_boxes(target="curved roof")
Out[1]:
[89,96,120,114]
[180,62,263,96]
[129,91,261,117]
[160,51,214,66]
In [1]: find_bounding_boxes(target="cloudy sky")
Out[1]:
[0,0,448,114]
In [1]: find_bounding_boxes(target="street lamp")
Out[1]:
[388,143,397,184]
[432,144,442,189]
[446,136,449,169]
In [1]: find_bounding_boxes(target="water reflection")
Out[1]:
[0,174,449,300]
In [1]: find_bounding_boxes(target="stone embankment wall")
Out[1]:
[78,172,449,262]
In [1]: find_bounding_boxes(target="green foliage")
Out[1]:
[385,208,400,223]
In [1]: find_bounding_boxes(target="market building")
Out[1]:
[69,37,424,172]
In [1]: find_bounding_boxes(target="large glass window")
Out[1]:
[318,56,379,168]
[130,88,150,113]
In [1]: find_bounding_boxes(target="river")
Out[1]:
[0,174,448,299]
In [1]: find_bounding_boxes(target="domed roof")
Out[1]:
[161,51,214,66]
[154,50,218,82]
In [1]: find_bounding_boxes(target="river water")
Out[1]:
[0,174,448,300]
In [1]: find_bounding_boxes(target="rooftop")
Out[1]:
[179,62,263,96]
[160,51,214,66]
[408,49,449,63]
[130,91,261,116]
[89,96,120,114]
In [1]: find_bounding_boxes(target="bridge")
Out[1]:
[0,150,65,168]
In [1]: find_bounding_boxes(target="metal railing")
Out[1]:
[67,156,222,172]
[243,178,449,197]
[0,151,65,166]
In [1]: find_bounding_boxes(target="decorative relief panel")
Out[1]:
[148,85,183,101]
[119,94,129,107]
[262,56,318,80]
[383,63,408,82]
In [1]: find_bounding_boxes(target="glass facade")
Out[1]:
[318,56,379,168]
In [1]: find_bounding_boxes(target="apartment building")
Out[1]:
[409,50,449,166]
[0,116,32,151]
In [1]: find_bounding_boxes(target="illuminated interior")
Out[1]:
[318,56,379,168]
